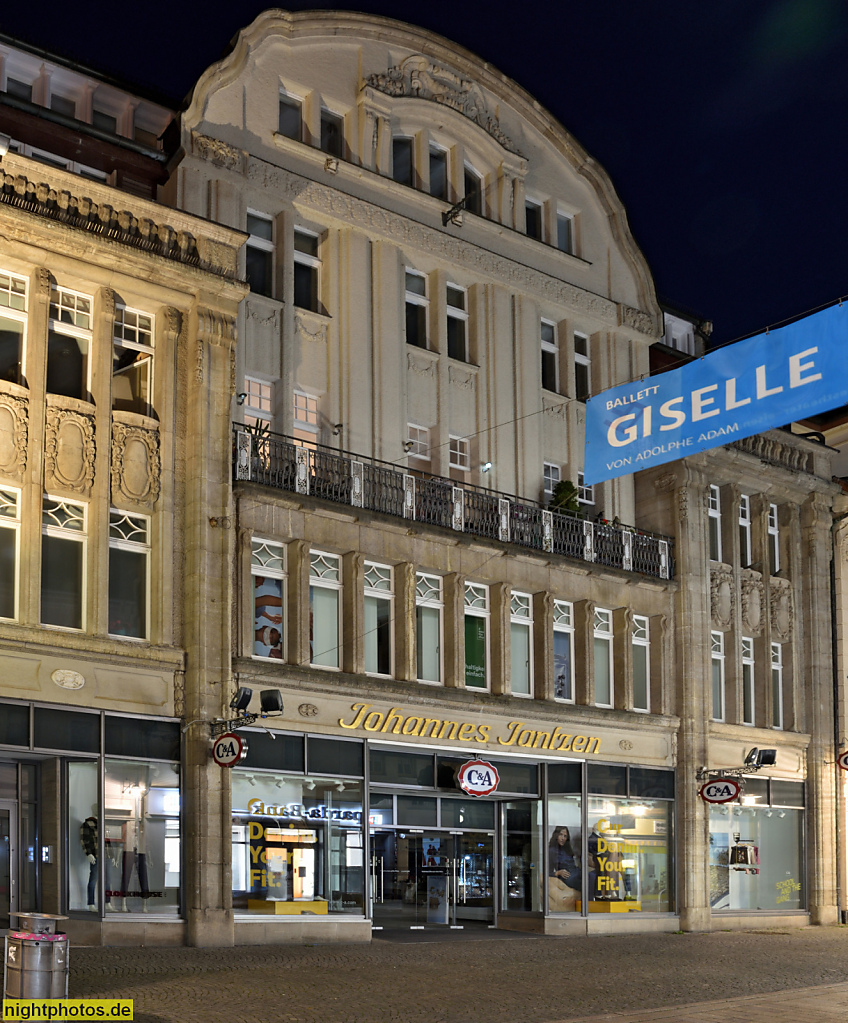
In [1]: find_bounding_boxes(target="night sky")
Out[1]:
[4,0,847,345]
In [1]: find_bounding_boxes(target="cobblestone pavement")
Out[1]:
[63,926,848,1023]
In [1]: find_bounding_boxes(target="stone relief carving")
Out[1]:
[653,471,677,493]
[34,266,51,295]
[770,579,794,641]
[191,132,246,173]
[619,304,660,338]
[449,366,474,390]
[710,564,734,630]
[196,237,239,277]
[407,351,436,378]
[0,394,28,479]
[44,408,95,495]
[740,572,764,635]
[99,287,116,318]
[542,399,567,420]
[295,313,328,344]
[111,423,161,508]
[364,55,524,156]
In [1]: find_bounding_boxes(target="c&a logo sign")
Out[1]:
[699,778,741,804]
[457,759,500,797]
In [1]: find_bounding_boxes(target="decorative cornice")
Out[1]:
[196,308,238,346]
[364,55,525,157]
[191,131,247,174]
[729,434,813,474]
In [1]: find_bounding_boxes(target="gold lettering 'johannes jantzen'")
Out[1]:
[338,703,600,754]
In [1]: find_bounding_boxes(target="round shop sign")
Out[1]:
[837,750,848,771]
[457,759,500,797]
[212,732,247,768]
[699,778,741,804]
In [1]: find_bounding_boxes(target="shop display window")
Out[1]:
[547,796,582,913]
[68,760,99,912]
[709,784,804,911]
[102,760,180,914]
[231,772,365,915]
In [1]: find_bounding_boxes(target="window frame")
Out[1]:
[577,471,594,507]
[593,607,614,708]
[47,285,92,401]
[415,572,443,685]
[309,550,342,670]
[251,537,286,662]
[404,269,428,349]
[553,599,574,703]
[708,485,722,562]
[243,377,274,432]
[464,582,490,691]
[574,332,590,403]
[112,305,154,416]
[246,211,275,299]
[738,494,752,568]
[524,199,543,241]
[278,90,303,141]
[108,509,150,641]
[392,136,415,187]
[711,631,725,722]
[742,636,755,726]
[446,283,468,362]
[509,591,533,698]
[631,614,650,713]
[428,145,448,200]
[319,108,344,159]
[541,319,558,393]
[543,463,561,503]
[0,268,27,386]
[771,642,783,730]
[768,503,780,575]
[0,487,21,622]
[556,211,574,254]
[463,164,482,216]
[41,494,87,631]
[449,435,470,472]
[406,423,430,462]
[293,227,321,313]
[293,390,319,447]
[364,561,394,678]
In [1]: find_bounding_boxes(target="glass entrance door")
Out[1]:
[0,800,17,930]
[370,829,494,929]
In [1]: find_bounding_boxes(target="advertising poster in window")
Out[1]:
[254,575,283,658]
[465,617,486,688]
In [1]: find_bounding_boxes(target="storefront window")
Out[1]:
[586,796,673,912]
[547,796,582,913]
[502,800,542,912]
[232,772,364,915]
[68,760,99,912]
[709,801,804,911]
[103,760,180,914]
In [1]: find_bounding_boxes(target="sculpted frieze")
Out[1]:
[0,393,28,479]
[44,407,95,495]
[111,423,161,509]
[191,132,247,174]
[740,571,764,635]
[364,56,524,157]
[710,563,734,630]
[769,578,793,642]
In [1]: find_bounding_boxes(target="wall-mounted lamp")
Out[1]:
[481,461,493,473]
[236,393,247,406]
[403,440,414,453]
[332,423,343,436]
[210,686,285,738]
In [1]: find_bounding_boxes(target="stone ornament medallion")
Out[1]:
[52,668,85,690]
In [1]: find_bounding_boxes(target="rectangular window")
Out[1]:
[449,436,470,471]
[768,503,780,575]
[405,270,428,348]
[711,631,725,721]
[278,92,302,140]
[6,78,33,102]
[108,511,149,639]
[243,377,273,431]
[406,424,429,461]
[252,538,285,660]
[632,615,650,712]
[574,333,590,402]
[577,471,594,507]
[739,495,752,568]
[392,137,414,187]
[51,93,76,118]
[543,463,561,502]
[416,573,443,684]
[553,600,574,701]
[594,607,613,707]
[464,166,482,216]
[556,212,574,254]
[429,147,448,200]
[541,319,558,392]
[0,270,26,385]
[293,391,319,447]
[48,287,91,400]
[293,229,320,312]
[364,562,393,676]
[41,496,86,629]
[309,551,341,668]
[525,200,543,240]
[446,284,468,361]
[0,488,20,620]
[246,212,274,298]
[771,643,783,729]
[92,108,117,134]
[464,582,489,690]
[708,485,722,562]
[510,592,533,696]
[742,636,755,725]
[113,306,153,415]
[320,109,343,158]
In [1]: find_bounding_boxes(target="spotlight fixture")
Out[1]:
[403,440,414,453]
[210,685,285,739]
[698,747,777,782]
[230,687,252,713]
[332,423,343,436]
[236,392,247,406]
[260,689,284,715]
[481,461,493,473]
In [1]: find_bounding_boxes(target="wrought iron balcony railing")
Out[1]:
[233,427,674,580]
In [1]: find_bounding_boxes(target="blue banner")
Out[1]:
[584,303,848,485]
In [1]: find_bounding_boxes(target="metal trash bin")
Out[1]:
[4,912,69,999]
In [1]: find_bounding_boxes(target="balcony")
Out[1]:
[233,427,674,580]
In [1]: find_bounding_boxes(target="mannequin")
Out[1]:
[80,815,98,912]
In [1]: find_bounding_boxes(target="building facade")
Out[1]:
[0,11,841,947]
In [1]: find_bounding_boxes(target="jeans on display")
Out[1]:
[121,850,150,898]
[86,859,97,905]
